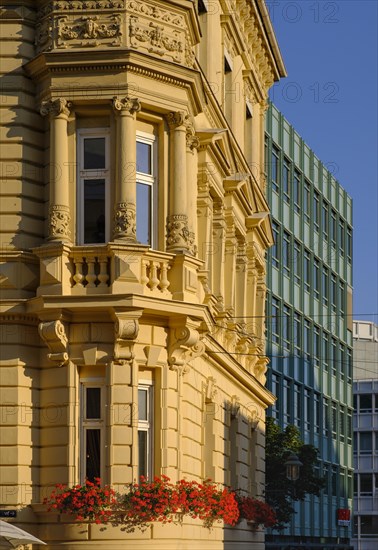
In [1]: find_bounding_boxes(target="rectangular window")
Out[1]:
[339,343,345,380]
[339,219,345,254]
[313,190,320,230]
[271,145,280,192]
[331,210,337,248]
[360,515,378,536]
[283,305,291,351]
[322,331,329,372]
[304,389,311,431]
[293,170,301,212]
[323,398,329,437]
[331,274,337,311]
[359,432,372,453]
[304,320,311,362]
[313,259,320,299]
[331,402,337,440]
[136,132,157,247]
[271,296,280,344]
[304,250,311,292]
[360,474,373,495]
[322,267,329,306]
[138,383,153,479]
[304,180,310,222]
[314,393,320,433]
[81,384,104,482]
[272,221,280,268]
[283,158,290,202]
[283,378,290,423]
[313,326,320,367]
[294,312,301,355]
[339,405,345,442]
[294,384,301,427]
[322,202,329,237]
[294,240,301,284]
[78,129,110,244]
[339,280,345,314]
[331,338,337,376]
[360,394,373,412]
[283,231,291,276]
[347,227,352,261]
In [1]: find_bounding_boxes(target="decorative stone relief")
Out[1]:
[56,14,122,48]
[38,320,69,365]
[49,205,71,241]
[168,323,205,372]
[203,376,217,402]
[129,16,183,63]
[167,111,186,130]
[40,98,71,118]
[166,214,191,250]
[113,312,141,364]
[113,201,137,240]
[112,96,141,114]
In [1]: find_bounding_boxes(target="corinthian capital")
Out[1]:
[112,96,141,115]
[40,98,72,118]
[167,111,188,130]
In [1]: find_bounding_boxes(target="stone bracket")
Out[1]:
[168,317,205,372]
[38,319,69,366]
[112,310,143,364]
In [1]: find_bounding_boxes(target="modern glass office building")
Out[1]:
[265,103,354,550]
[352,320,378,550]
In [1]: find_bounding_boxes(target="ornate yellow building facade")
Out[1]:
[0,1,285,548]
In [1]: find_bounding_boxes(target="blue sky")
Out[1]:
[267,0,378,324]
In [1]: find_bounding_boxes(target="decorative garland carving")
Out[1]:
[113,201,137,240]
[38,320,69,366]
[126,1,185,28]
[112,96,141,114]
[57,14,122,48]
[129,16,183,63]
[49,205,71,240]
[168,323,205,372]
[40,98,72,118]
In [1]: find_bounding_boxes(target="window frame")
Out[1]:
[80,380,105,483]
[77,128,111,245]
[138,381,154,480]
[136,131,158,248]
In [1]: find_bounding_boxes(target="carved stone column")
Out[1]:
[166,111,190,253]
[185,120,200,256]
[40,98,72,242]
[112,97,141,241]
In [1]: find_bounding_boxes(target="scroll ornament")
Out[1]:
[38,320,69,366]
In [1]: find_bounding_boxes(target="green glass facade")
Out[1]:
[265,103,353,550]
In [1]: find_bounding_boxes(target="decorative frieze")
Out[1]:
[34,0,195,67]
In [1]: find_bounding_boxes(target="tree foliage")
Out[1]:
[265,417,325,529]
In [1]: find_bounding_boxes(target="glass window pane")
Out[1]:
[84,138,105,170]
[138,430,147,478]
[137,142,152,174]
[360,394,372,412]
[360,474,373,494]
[138,389,148,421]
[360,432,372,453]
[86,388,101,419]
[86,429,101,481]
[136,182,151,245]
[84,179,105,243]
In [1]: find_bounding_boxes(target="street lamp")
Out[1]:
[284,453,303,481]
